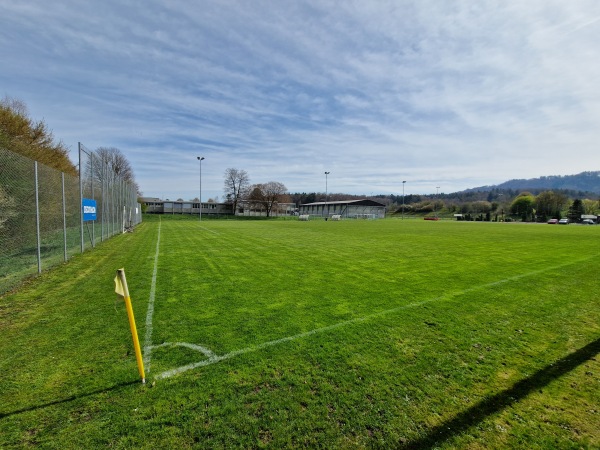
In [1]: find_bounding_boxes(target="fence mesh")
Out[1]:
[0,144,141,294]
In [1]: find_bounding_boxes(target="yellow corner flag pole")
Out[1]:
[115,268,146,383]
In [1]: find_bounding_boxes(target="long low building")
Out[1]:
[298,199,386,219]
[140,198,296,217]
[141,198,234,215]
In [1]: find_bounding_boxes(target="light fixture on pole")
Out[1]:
[498,193,504,221]
[197,157,204,220]
[402,180,406,220]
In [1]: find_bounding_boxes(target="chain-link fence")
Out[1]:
[0,143,141,295]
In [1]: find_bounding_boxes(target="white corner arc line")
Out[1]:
[143,217,161,372]
[153,342,217,358]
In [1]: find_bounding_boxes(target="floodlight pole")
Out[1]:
[197,156,205,220]
[498,193,504,221]
[402,180,406,220]
[435,186,440,218]
[324,171,330,218]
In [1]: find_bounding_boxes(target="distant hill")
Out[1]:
[465,171,600,195]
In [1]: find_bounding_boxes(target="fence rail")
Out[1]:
[0,143,141,294]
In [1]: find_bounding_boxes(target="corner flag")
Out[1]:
[115,268,146,383]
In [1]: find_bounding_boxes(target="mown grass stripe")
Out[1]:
[155,253,596,380]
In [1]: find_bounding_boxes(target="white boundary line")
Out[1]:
[143,217,161,373]
[199,225,219,235]
[154,256,596,380]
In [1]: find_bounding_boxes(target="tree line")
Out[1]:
[389,190,598,222]
[218,166,598,221]
[0,97,75,175]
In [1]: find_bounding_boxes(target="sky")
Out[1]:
[1,1,600,201]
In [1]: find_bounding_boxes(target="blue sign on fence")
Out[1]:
[82,198,97,221]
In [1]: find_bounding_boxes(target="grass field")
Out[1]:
[1,215,599,448]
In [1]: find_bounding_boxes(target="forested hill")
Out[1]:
[465,171,600,195]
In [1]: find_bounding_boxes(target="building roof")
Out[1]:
[300,199,386,207]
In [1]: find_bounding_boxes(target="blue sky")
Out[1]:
[2,1,600,201]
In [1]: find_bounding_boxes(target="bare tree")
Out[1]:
[95,147,141,195]
[248,181,287,217]
[223,168,250,213]
[96,147,135,180]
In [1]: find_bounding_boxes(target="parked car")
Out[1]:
[582,219,596,225]
[547,219,558,224]
[558,218,569,225]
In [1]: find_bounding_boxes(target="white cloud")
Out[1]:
[1,0,600,200]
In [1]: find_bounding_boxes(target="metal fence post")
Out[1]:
[110,167,114,238]
[79,142,84,253]
[91,152,95,247]
[101,157,105,242]
[34,161,41,274]
[62,172,67,262]
[120,178,124,233]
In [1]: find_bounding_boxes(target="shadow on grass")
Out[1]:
[401,337,600,449]
[0,380,140,420]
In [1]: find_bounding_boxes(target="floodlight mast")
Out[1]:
[498,193,504,221]
[197,157,205,220]
[325,171,330,218]
[402,180,406,220]
[435,186,440,218]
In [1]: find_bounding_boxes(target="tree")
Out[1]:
[582,198,599,215]
[290,192,317,205]
[247,181,288,217]
[535,191,568,220]
[94,147,141,195]
[471,201,492,213]
[223,168,250,213]
[567,198,585,222]
[510,192,535,221]
[247,185,266,213]
[87,147,141,197]
[0,97,76,174]
[1,98,77,243]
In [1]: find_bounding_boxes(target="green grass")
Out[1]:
[1,215,599,448]
[0,220,124,295]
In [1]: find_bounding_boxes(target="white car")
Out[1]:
[558,219,569,225]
